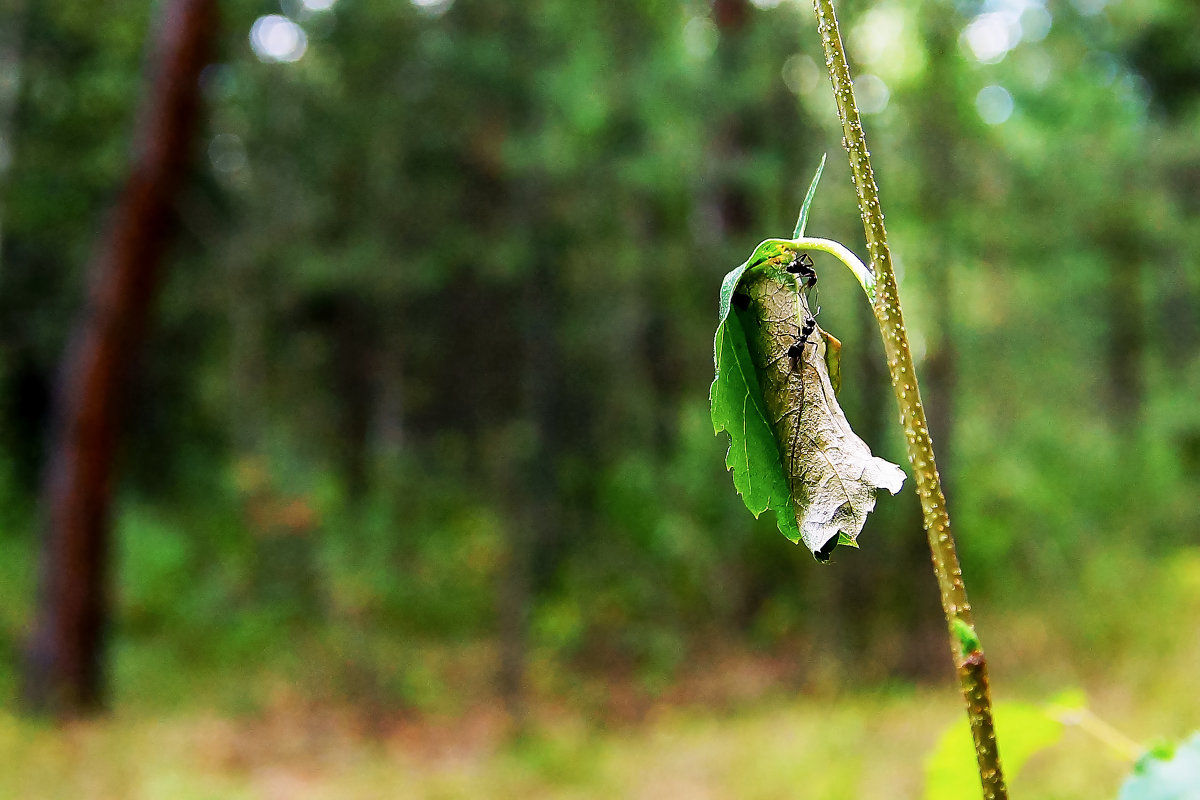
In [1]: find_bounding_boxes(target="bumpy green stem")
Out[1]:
[810,0,1008,797]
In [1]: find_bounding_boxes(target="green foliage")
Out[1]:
[924,699,1071,800]
[1120,734,1200,800]
[2,0,1200,740]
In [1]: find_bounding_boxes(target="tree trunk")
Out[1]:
[499,248,561,722]
[23,0,216,717]
[0,0,29,275]
[1104,232,1145,428]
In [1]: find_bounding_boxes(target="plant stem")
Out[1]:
[809,0,1008,797]
[756,236,876,299]
[1056,707,1145,763]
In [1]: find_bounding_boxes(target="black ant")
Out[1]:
[786,252,817,295]
[787,313,817,363]
[783,309,819,506]
[785,252,819,368]
[735,249,819,367]
[777,309,825,515]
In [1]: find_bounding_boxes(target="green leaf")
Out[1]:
[712,263,803,545]
[793,153,827,239]
[1120,733,1200,800]
[712,240,903,558]
[821,330,842,396]
[924,701,1067,800]
[717,238,806,322]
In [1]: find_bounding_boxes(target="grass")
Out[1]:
[0,682,1169,799]
[3,611,1198,800]
[2,687,940,799]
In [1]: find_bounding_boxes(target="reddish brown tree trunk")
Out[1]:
[23,0,216,717]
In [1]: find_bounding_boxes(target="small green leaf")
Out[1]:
[821,330,842,396]
[1120,733,1200,800]
[793,154,827,239]
[924,702,1066,800]
[951,618,981,657]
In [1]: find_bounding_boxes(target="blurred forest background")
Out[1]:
[2,0,1200,796]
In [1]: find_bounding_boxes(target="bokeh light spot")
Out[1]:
[683,17,718,61]
[782,54,820,96]
[410,0,454,16]
[249,15,307,63]
[208,133,247,174]
[1070,0,1108,15]
[1020,6,1051,42]
[976,85,1014,125]
[854,74,890,114]
[962,12,1019,64]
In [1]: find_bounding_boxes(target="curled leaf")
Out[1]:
[712,160,901,559]
[736,266,904,556]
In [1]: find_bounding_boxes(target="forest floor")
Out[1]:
[2,610,1197,800]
